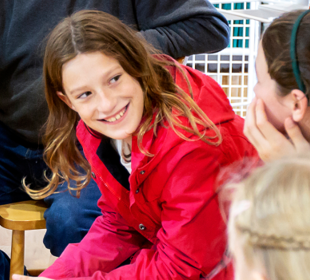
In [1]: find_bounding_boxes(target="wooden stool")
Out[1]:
[0,200,47,279]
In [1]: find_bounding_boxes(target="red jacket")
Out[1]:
[41,60,257,279]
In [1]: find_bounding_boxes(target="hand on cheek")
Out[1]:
[284,117,310,153]
[244,98,308,161]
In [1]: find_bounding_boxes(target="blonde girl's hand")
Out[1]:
[243,98,310,162]
[12,275,53,280]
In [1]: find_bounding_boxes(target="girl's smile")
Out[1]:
[98,103,129,124]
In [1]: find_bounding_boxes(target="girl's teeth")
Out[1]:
[105,106,127,122]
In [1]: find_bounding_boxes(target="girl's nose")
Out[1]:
[95,89,117,115]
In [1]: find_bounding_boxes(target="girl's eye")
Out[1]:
[110,75,121,84]
[78,91,92,99]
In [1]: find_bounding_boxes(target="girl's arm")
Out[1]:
[135,0,230,58]
[40,204,146,279]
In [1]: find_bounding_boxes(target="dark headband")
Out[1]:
[290,10,310,93]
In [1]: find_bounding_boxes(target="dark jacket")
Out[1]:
[0,0,229,143]
[41,58,257,280]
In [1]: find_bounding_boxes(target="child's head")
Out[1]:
[255,10,310,133]
[44,10,162,141]
[228,155,310,280]
[43,10,219,143]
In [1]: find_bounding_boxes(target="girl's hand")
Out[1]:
[244,98,310,162]
[12,275,53,280]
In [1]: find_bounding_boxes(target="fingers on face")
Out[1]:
[244,98,257,138]
[255,99,283,143]
[244,98,280,161]
[244,98,270,149]
[284,117,310,152]
[254,98,268,128]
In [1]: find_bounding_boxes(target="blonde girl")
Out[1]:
[228,155,310,280]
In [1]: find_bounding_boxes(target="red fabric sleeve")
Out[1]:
[40,206,146,278]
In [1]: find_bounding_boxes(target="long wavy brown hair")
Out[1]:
[26,10,222,199]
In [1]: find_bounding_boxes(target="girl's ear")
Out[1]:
[290,89,308,122]
[56,91,76,111]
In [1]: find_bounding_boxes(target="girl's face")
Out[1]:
[60,51,144,142]
[254,42,292,133]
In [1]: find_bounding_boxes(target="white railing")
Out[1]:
[188,0,307,117]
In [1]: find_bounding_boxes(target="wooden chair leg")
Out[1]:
[10,230,25,280]
[28,269,45,276]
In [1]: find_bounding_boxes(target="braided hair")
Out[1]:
[228,155,310,280]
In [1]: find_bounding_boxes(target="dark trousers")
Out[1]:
[0,121,102,278]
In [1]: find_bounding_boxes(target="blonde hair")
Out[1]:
[228,155,310,280]
[26,10,222,199]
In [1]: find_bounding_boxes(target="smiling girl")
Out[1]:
[19,10,256,280]
[59,53,144,150]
